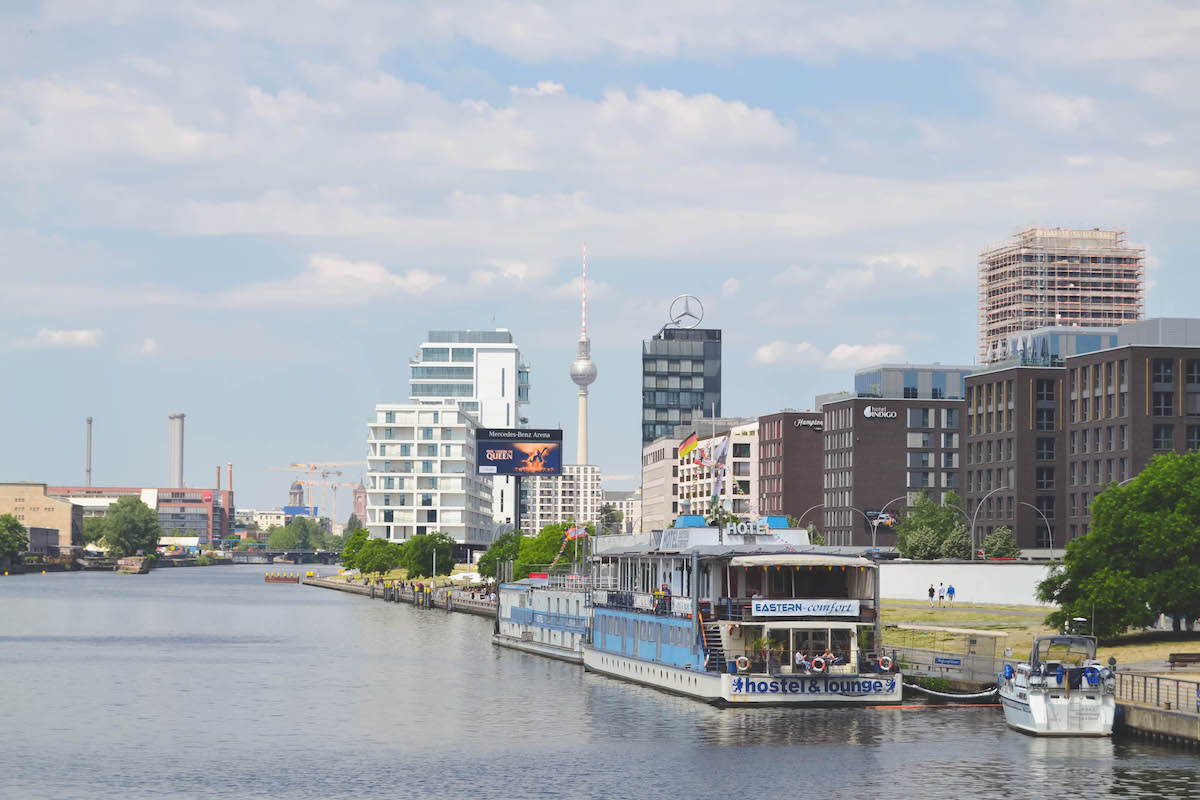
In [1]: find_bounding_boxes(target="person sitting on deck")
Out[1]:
[822,647,839,666]
[794,651,811,673]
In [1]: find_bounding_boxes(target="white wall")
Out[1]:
[879,561,1054,606]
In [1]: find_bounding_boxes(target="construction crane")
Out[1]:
[265,461,363,518]
[327,480,358,531]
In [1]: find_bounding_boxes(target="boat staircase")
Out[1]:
[698,602,725,672]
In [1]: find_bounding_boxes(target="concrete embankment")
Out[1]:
[303,576,498,619]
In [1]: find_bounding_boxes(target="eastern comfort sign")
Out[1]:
[751,599,861,617]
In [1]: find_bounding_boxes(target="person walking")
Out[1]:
[938,583,946,608]
[947,584,956,607]
[928,583,936,608]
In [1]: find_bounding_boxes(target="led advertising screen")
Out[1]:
[476,428,563,476]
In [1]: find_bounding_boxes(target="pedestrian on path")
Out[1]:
[947,584,956,607]
[928,584,935,607]
[938,583,946,607]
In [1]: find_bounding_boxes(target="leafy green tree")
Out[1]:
[895,491,967,559]
[807,527,826,546]
[100,497,162,558]
[1039,452,1200,637]
[341,528,370,569]
[599,504,624,534]
[478,530,521,578]
[356,538,405,576]
[402,532,455,578]
[346,513,362,532]
[237,537,260,550]
[939,526,973,559]
[983,527,1022,559]
[324,533,345,554]
[705,506,739,527]
[0,514,29,559]
[82,516,108,546]
[267,526,299,549]
[513,522,591,579]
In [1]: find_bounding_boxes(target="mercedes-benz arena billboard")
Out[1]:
[476,429,563,476]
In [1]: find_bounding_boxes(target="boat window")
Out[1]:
[768,628,790,654]
[830,629,853,660]
[1036,637,1095,666]
[791,628,828,656]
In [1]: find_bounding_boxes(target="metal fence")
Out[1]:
[1117,673,1200,715]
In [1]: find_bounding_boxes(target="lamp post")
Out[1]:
[969,485,1008,561]
[1019,501,1055,563]
[849,494,909,550]
[794,503,825,526]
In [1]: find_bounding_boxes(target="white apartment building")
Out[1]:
[640,434,681,533]
[678,420,760,519]
[601,489,641,534]
[365,399,494,554]
[235,508,286,531]
[408,329,530,528]
[520,464,603,536]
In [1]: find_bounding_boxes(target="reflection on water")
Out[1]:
[1,566,1196,800]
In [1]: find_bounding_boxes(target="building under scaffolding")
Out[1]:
[978,228,1145,363]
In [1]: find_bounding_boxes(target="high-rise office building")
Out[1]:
[407,329,530,527]
[521,464,603,536]
[978,228,1145,363]
[641,327,721,446]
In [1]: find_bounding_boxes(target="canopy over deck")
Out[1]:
[728,554,875,569]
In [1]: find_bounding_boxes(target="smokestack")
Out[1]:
[227,462,233,492]
[168,413,186,488]
[216,465,222,493]
[85,417,93,487]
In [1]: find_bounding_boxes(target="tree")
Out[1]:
[705,506,739,527]
[101,497,162,558]
[478,530,521,579]
[346,513,362,532]
[402,532,455,578]
[599,504,624,535]
[939,526,973,559]
[983,527,1022,559]
[894,491,968,559]
[237,537,260,550]
[0,514,29,559]
[356,538,405,576]
[340,528,370,570]
[513,522,591,580]
[267,526,299,549]
[82,516,108,546]
[1039,452,1200,637]
[806,526,826,546]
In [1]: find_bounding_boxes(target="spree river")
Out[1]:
[2,566,1197,800]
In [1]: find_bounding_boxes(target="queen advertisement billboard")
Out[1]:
[476,428,563,476]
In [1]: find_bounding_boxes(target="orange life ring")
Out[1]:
[879,656,893,671]
[735,656,750,672]
[811,656,826,673]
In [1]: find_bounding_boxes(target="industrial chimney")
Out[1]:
[168,413,186,488]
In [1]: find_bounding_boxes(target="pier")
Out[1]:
[303,575,498,618]
[1115,672,1200,749]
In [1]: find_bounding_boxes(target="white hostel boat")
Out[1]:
[583,526,902,707]
[998,635,1116,736]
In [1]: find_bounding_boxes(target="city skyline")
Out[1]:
[2,3,1199,509]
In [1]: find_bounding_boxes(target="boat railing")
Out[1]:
[711,646,896,677]
[592,589,695,618]
[1116,673,1200,715]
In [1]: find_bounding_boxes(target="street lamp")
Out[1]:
[794,503,824,527]
[970,485,1008,561]
[848,494,909,550]
[1019,501,1055,563]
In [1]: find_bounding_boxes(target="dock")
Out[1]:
[1116,672,1200,749]
[302,575,498,618]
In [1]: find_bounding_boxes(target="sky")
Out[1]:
[2,1,1199,512]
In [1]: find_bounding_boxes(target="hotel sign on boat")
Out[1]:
[751,599,860,617]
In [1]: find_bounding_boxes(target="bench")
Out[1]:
[1167,653,1200,669]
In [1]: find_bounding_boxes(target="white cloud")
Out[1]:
[753,340,904,369]
[1066,154,1093,167]
[721,277,740,296]
[825,343,905,369]
[1141,131,1173,147]
[140,337,158,354]
[771,266,815,285]
[223,253,444,308]
[511,81,565,97]
[14,328,103,349]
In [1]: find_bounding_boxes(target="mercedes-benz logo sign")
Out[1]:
[669,294,704,329]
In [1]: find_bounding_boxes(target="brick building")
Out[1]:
[0,483,84,555]
[757,410,823,524]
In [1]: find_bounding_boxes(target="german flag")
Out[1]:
[679,431,698,457]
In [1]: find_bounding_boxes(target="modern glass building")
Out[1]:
[642,327,722,445]
[852,363,975,400]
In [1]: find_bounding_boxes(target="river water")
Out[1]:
[2,566,1197,799]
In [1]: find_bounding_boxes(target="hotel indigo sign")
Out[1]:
[751,599,860,617]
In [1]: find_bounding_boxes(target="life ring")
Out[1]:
[811,656,826,673]
[735,656,750,672]
[879,656,893,672]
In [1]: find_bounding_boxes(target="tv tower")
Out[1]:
[569,243,598,464]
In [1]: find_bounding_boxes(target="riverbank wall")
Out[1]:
[303,576,498,618]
